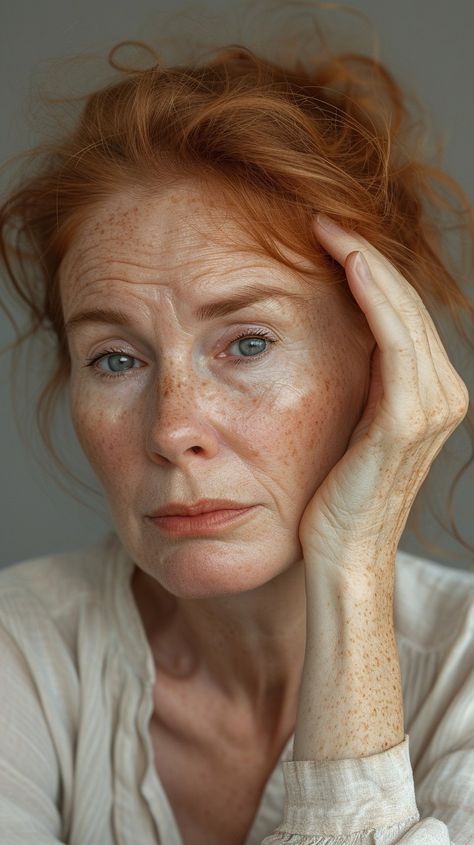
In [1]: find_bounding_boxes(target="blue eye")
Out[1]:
[83,348,142,379]
[98,352,136,373]
[227,329,276,366]
[83,329,277,380]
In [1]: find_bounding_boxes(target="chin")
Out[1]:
[134,541,291,600]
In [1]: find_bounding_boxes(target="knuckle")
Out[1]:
[454,378,470,415]
[399,297,421,319]
[446,376,470,423]
[429,406,451,433]
[398,412,430,443]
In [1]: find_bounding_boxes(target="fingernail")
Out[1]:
[316,213,343,234]
[353,251,373,283]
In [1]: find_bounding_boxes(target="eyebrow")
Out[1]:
[64,283,310,334]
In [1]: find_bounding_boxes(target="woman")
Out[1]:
[0,24,473,845]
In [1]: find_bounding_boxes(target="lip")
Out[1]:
[148,506,256,537]
[148,498,253,517]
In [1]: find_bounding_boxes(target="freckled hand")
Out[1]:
[292,213,469,762]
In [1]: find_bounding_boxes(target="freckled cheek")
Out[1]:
[70,390,138,483]
[236,365,361,498]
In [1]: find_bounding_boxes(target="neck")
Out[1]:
[131,557,307,725]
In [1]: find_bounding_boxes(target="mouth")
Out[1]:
[148,498,253,517]
[147,505,256,537]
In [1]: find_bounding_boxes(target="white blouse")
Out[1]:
[0,531,473,844]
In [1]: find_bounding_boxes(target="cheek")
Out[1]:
[70,386,136,487]
[253,355,364,497]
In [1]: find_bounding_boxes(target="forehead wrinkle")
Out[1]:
[64,280,319,344]
[63,195,286,280]
[63,265,322,338]
[61,250,172,293]
[68,259,241,310]
[60,209,323,322]
[62,223,237,277]
[63,241,288,301]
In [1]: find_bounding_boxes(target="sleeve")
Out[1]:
[0,619,67,844]
[405,609,474,845]
[259,735,455,844]
[258,589,474,845]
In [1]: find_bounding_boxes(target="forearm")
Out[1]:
[293,554,404,762]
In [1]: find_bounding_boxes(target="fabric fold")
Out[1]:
[275,736,419,836]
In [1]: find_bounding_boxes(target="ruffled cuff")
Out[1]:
[276,735,420,837]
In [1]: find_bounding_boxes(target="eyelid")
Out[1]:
[82,323,281,376]
[84,322,281,356]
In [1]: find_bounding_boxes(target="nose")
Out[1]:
[145,368,221,466]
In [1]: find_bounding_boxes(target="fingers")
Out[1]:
[313,214,469,436]
[314,214,426,318]
[314,215,438,389]
[312,217,452,388]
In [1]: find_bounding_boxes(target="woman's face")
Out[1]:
[60,183,372,598]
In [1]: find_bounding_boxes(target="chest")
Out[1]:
[148,677,278,845]
[151,722,269,845]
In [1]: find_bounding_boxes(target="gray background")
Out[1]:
[1,0,473,570]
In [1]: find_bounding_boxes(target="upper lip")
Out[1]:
[149,499,253,517]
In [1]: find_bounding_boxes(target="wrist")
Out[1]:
[294,559,403,762]
[303,551,396,640]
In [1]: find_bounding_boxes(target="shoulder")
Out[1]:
[0,530,135,704]
[394,547,474,650]
[0,531,125,625]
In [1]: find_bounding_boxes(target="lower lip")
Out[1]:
[149,507,255,536]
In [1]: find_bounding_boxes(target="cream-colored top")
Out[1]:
[0,531,473,844]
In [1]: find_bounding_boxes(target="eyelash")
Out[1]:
[82,328,277,380]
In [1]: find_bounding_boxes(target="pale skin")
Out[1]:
[60,181,469,767]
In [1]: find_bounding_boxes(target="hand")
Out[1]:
[298,214,470,574]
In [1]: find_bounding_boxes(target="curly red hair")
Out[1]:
[1,12,472,561]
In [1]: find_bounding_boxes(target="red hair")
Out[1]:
[1,16,473,561]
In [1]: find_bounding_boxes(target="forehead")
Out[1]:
[59,181,320,307]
